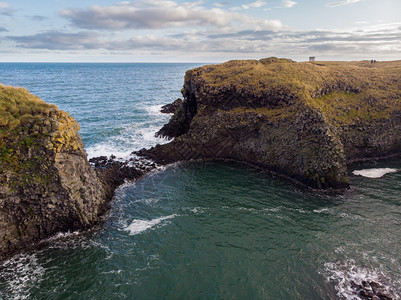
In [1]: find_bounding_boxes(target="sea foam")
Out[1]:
[323,259,400,300]
[124,215,177,235]
[352,168,398,178]
[85,104,170,159]
[144,104,164,115]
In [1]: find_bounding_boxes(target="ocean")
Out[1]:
[0,63,400,299]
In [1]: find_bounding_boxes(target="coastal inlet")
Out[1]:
[1,62,400,299]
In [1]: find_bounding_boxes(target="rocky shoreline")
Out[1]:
[1,58,401,299]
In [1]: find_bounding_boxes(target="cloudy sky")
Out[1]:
[0,0,400,62]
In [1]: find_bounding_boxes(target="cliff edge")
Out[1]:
[139,58,401,189]
[0,85,108,259]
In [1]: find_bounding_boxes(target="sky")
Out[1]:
[0,0,400,62]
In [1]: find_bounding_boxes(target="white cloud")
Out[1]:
[61,0,281,31]
[8,22,401,61]
[7,31,107,50]
[213,1,229,8]
[327,0,362,7]
[242,1,266,9]
[281,0,297,8]
[0,2,9,8]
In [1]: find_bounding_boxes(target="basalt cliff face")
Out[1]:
[0,85,108,259]
[140,58,401,189]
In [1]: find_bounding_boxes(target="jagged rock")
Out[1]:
[160,98,183,114]
[138,58,401,189]
[350,280,394,300]
[156,101,189,138]
[89,155,158,200]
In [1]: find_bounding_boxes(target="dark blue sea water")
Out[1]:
[0,63,199,158]
[0,63,400,299]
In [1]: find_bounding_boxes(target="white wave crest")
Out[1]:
[144,104,163,115]
[313,208,330,213]
[85,124,170,159]
[352,168,398,178]
[137,126,169,145]
[86,143,133,160]
[262,207,281,212]
[124,214,177,235]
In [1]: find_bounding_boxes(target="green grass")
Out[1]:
[0,85,59,189]
[0,85,56,134]
[187,58,401,125]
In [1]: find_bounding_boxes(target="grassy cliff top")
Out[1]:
[190,58,401,88]
[1,85,83,189]
[185,58,401,125]
[0,85,57,137]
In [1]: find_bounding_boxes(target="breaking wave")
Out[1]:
[352,168,398,178]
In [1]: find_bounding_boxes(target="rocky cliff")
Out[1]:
[0,85,108,259]
[139,58,401,189]
[1,58,400,258]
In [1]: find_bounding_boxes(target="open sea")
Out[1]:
[0,63,400,299]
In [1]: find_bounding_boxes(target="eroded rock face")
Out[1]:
[0,89,108,259]
[139,58,401,189]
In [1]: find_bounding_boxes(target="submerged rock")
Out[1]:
[138,58,401,189]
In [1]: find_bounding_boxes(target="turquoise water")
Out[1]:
[0,64,400,299]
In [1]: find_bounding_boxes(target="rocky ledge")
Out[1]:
[138,58,401,189]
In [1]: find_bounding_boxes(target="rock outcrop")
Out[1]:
[0,85,109,259]
[160,98,183,114]
[138,58,401,189]
[89,155,159,200]
[350,280,394,300]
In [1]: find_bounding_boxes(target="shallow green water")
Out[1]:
[1,160,400,299]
